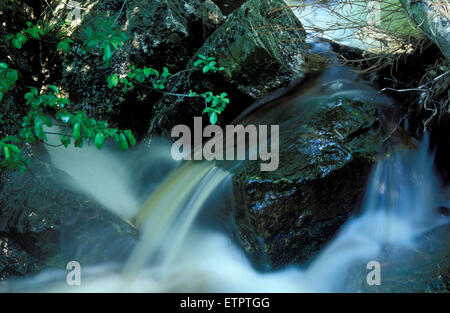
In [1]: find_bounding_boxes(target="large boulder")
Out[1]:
[400,0,450,62]
[0,157,138,279]
[148,0,308,138]
[231,89,387,268]
[127,0,225,70]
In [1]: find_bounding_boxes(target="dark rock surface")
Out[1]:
[148,0,308,138]
[0,237,38,280]
[211,0,247,15]
[0,158,138,279]
[232,92,386,269]
[346,223,450,292]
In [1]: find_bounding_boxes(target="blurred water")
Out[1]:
[3,132,447,292]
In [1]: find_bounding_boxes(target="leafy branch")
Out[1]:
[106,55,230,125]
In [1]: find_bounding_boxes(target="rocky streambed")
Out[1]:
[0,0,449,292]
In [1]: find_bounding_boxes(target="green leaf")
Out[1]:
[31,87,38,96]
[136,72,145,83]
[3,136,20,143]
[6,70,18,83]
[0,91,3,101]
[57,111,71,123]
[57,97,69,108]
[84,39,96,51]
[124,130,136,146]
[3,146,10,159]
[6,144,20,154]
[48,85,59,95]
[73,123,81,141]
[162,67,171,78]
[24,130,35,143]
[57,40,70,52]
[107,74,119,88]
[94,132,104,149]
[27,27,40,39]
[202,107,215,115]
[209,112,218,125]
[34,120,45,140]
[103,43,112,62]
[12,38,22,49]
[194,60,203,67]
[143,68,152,77]
[60,135,71,148]
[118,133,128,151]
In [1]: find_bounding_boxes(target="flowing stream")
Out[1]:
[5,40,448,293]
[14,126,445,292]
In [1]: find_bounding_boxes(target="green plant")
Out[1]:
[107,55,230,125]
[19,86,136,150]
[57,38,74,52]
[0,136,29,173]
[0,67,137,173]
[193,54,225,73]
[0,62,19,100]
[6,21,48,49]
[82,20,129,66]
[189,91,229,125]
[0,9,228,174]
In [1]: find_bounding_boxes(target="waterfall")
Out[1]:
[301,135,446,291]
[5,132,446,292]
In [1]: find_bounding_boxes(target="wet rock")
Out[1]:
[148,0,308,137]
[127,0,225,70]
[346,223,450,292]
[196,0,307,99]
[400,0,450,61]
[0,158,138,278]
[232,94,385,269]
[211,0,247,15]
[0,237,38,280]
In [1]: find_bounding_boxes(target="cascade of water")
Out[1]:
[7,67,446,292]
[301,136,446,291]
[121,162,230,285]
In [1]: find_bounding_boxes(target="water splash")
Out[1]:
[44,130,177,220]
[4,131,447,292]
[301,135,446,291]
